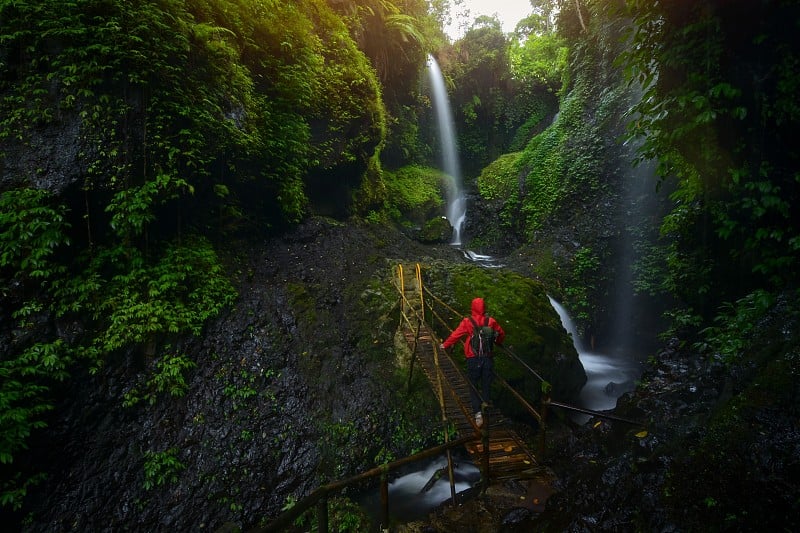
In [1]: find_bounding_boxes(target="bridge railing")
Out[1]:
[395,264,548,434]
[395,265,480,433]
[394,266,550,485]
[394,263,482,503]
[419,282,547,417]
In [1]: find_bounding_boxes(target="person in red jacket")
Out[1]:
[439,297,505,428]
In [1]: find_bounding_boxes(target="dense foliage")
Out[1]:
[619,0,800,327]
[432,12,560,181]
[0,0,434,511]
[589,1,799,529]
[462,2,632,328]
[463,0,799,349]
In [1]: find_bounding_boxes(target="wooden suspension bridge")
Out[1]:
[395,262,547,481]
[262,262,641,532]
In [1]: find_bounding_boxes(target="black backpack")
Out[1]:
[468,316,497,357]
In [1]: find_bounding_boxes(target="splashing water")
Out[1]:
[358,456,480,525]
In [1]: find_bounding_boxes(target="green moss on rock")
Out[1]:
[418,217,453,244]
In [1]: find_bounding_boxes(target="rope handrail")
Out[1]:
[395,283,481,431]
[493,373,542,422]
[496,345,546,383]
[422,284,461,329]
[547,400,643,425]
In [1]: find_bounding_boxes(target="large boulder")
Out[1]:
[417,216,454,244]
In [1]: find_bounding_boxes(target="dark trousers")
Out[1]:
[466,356,494,414]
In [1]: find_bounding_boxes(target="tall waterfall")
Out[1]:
[426,55,466,245]
[607,152,659,358]
[606,93,668,361]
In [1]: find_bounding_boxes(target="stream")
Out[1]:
[358,454,481,526]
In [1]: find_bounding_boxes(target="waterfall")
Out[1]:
[426,55,466,245]
[604,83,671,361]
[548,296,640,422]
[548,297,586,353]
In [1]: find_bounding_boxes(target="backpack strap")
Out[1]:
[468,316,490,328]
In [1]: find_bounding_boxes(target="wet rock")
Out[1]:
[501,506,532,526]
[417,216,453,243]
[604,379,635,396]
[13,219,459,531]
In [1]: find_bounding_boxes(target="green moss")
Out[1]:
[381,165,446,224]
[446,266,561,351]
[476,152,522,201]
[284,282,333,380]
[305,0,387,170]
[418,217,452,243]
[285,282,317,323]
[518,126,566,236]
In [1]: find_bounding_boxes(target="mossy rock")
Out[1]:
[419,262,586,417]
[417,216,453,244]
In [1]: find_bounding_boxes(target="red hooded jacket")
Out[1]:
[442,297,505,358]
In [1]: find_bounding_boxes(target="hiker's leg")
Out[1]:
[481,358,494,407]
[467,358,482,413]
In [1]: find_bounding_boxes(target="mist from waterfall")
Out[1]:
[426,55,466,245]
[606,143,660,359]
[545,101,667,421]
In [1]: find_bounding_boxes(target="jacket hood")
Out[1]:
[471,297,486,317]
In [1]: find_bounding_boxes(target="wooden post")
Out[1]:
[445,447,456,505]
[481,406,490,492]
[406,351,416,393]
[405,319,420,394]
[433,343,455,503]
[317,492,328,533]
[539,391,550,457]
[380,471,389,529]
[415,263,425,322]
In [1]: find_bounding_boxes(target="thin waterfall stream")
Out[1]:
[427,55,466,245]
[548,297,641,422]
